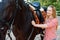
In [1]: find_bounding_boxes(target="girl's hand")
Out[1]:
[31,20,35,26]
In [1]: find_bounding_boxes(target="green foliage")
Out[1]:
[32,0,60,11]
[32,0,60,16]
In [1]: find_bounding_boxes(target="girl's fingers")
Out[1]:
[31,21,35,25]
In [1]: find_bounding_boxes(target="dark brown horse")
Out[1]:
[0,0,46,40]
[12,0,45,40]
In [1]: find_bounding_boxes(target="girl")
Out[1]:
[31,5,58,40]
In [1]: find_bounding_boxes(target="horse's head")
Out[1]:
[9,0,47,40]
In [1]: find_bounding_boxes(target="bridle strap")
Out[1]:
[6,0,21,40]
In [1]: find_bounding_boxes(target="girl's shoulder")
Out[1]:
[52,18,58,22]
[45,18,58,24]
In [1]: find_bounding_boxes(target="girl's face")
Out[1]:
[47,7,53,16]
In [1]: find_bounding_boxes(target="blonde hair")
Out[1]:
[48,5,56,18]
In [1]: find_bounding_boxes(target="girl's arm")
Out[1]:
[31,20,47,28]
[31,19,58,29]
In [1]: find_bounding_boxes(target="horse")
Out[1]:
[0,0,46,40]
[11,0,45,40]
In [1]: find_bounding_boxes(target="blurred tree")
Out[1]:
[29,0,60,11]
